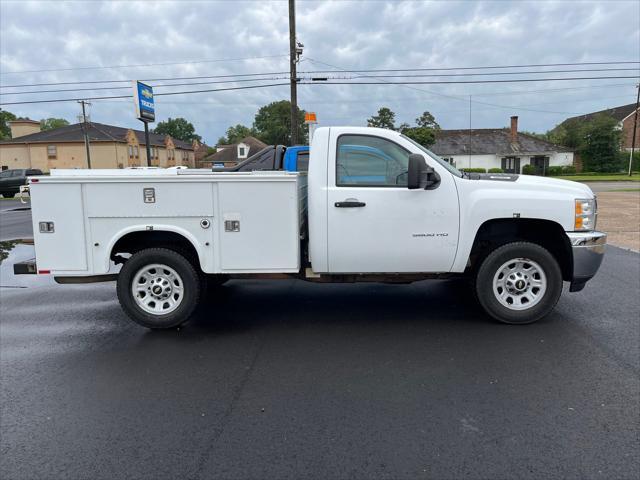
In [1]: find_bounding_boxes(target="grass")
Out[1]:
[554,174,640,182]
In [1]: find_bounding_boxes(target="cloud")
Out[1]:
[1,0,638,144]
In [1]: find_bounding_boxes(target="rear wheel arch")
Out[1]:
[110,229,202,270]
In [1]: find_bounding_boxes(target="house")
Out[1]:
[431,116,573,174]
[555,103,639,151]
[200,136,267,168]
[0,119,197,172]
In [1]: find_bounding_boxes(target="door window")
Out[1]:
[336,135,409,187]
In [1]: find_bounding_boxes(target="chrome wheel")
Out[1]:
[492,258,547,311]
[131,263,184,315]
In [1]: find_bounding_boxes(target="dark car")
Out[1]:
[0,168,43,198]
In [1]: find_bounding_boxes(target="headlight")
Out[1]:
[575,198,596,231]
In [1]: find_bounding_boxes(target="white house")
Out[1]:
[431,116,573,174]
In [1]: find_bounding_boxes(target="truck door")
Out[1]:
[326,131,459,273]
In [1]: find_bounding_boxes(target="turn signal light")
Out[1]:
[575,198,596,231]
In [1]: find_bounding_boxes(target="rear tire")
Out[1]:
[2,192,16,198]
[475,242,562,324]
[117,248,201,329]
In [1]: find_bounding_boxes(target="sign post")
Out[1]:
[132,81,155,166]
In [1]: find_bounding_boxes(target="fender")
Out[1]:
[103,224,206,273]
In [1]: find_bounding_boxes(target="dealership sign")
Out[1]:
[133,81,155,122]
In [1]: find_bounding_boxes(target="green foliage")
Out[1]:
[459,168,487,173]
[415,111,440,130]
[549,114,626,172]
[488,168,504,173]
[402,126,437,148]
[547,166,564,176]
[580,114,622,172]
[562,165,577,174]
[0,110,17,139]
[253,100,307,146]
[522,164,536,175]
[519,130,550,141]
[218,124,256,145]
[40,117,69,131]
[367,107,396,130]
[206,147,217,155]
[618,151,640,173]
[153,117,202,142]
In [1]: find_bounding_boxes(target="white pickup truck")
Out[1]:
[15,126,606,328]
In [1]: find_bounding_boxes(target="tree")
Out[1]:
[40,117,69,131]
[0,110,17,139]
[367,107,396,130]
[253,100,307,146]
[580,114,622,172]
[217,124,256,145]
[549,114,623,172]
[153,117,202,142]
[402,126,437,148]
[415,111,440,130]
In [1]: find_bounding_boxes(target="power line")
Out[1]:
[3,60,637,88]
[0,82,289,106]
[302,76,640,86]
[299,60,640,74]
[302,57,638,115]
[1,77,291,96]
[1,71,290,89]
[327,67,640,79]
[0,54,290,75]
[7,69,635,98]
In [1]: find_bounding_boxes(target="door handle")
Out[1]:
[335,201,366,208]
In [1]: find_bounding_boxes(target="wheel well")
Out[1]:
[468,219,573,281]
[111,231,200,267]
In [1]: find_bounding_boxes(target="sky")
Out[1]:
[1,0,639,145]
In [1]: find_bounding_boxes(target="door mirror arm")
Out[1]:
[407,154,441,190]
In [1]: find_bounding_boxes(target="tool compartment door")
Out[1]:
[217,179,300,272]
[31,183,88,272]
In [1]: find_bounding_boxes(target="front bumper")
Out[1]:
[566,231,607,292]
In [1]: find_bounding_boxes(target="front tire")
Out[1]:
[475,242,563,324]
[117,248,201,329]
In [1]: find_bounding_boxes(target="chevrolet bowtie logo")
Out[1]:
[141,89,153,99]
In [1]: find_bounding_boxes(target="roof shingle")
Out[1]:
[431,128,571,156]
[0,122,193,149]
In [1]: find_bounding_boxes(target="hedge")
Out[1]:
[488,168,504,173]
[459,168,486,173]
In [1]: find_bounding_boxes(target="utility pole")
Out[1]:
[78,100,92,169]
[468,95,472,169]
[289,0,298,146]
[628,83,639,176]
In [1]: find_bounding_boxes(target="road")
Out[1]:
[0,199,32,240]
[583,181,639,192]
[1,208,639,478]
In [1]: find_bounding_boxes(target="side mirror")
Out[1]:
[407,154,441,190]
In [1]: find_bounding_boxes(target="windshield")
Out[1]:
[401,135,463,178]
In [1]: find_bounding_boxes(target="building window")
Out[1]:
[47,145,57,159]
[134,146,139,158]
[501,156,520,174]
[128,145,134,158]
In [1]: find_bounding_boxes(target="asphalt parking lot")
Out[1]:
[1,198,639,479]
